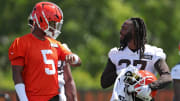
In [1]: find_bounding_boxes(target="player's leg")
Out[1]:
[59,84,67,101]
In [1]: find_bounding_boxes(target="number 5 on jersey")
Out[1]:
[41,50,56,75]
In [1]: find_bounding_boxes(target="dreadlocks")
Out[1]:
[119,17,147,59]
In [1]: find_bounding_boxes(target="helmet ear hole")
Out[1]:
[125,71,133,76]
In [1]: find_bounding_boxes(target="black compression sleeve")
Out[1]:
[101,58,117,89]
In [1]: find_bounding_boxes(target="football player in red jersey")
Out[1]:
[8,2,81,101]
[171,44,180,101]
[28,10,79,101]
[101,17,172,101]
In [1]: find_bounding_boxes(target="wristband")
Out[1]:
[72,54,79,64]
[15,83,28,101]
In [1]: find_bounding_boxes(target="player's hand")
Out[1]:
[65,54,79,64]
[135,85,152,100]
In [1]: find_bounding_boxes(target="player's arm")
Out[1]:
[12,65,24,84]
[173,79,180,101]
[9,38,28,101]
[101,58,117,89]
[149,59,172,90]
[12,65,28,101]
[64,63,78,101]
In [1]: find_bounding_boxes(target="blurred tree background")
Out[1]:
[0,0,180,91]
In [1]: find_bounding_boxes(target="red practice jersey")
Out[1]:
[8,33,71,101]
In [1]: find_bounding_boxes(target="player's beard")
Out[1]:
[120,32,133,48]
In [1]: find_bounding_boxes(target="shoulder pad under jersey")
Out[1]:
[144,44,166,61]
[108,47,119,58]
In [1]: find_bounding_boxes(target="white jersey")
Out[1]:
[171,64,180,79]
[58,43,72,85]
[108,44,166,75]
[58,43,71,101]
[58,60,65,85]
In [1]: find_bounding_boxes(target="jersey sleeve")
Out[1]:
[108,47,119,64]
[153,47,166,66]
[10,57,25,66]
[154,47,166,60]
[57,42,72,61]
[8,38,26,66]
[171,64,180,79]
[145,44,166,64]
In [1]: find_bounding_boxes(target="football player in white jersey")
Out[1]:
[111,65,158,101]
[171,46,180,101]
[101,17,172,101]
[58,44,80,101]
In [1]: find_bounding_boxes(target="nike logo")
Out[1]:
[10,52,14,55]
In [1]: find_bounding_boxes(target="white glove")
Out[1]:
[135,85,152,101]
